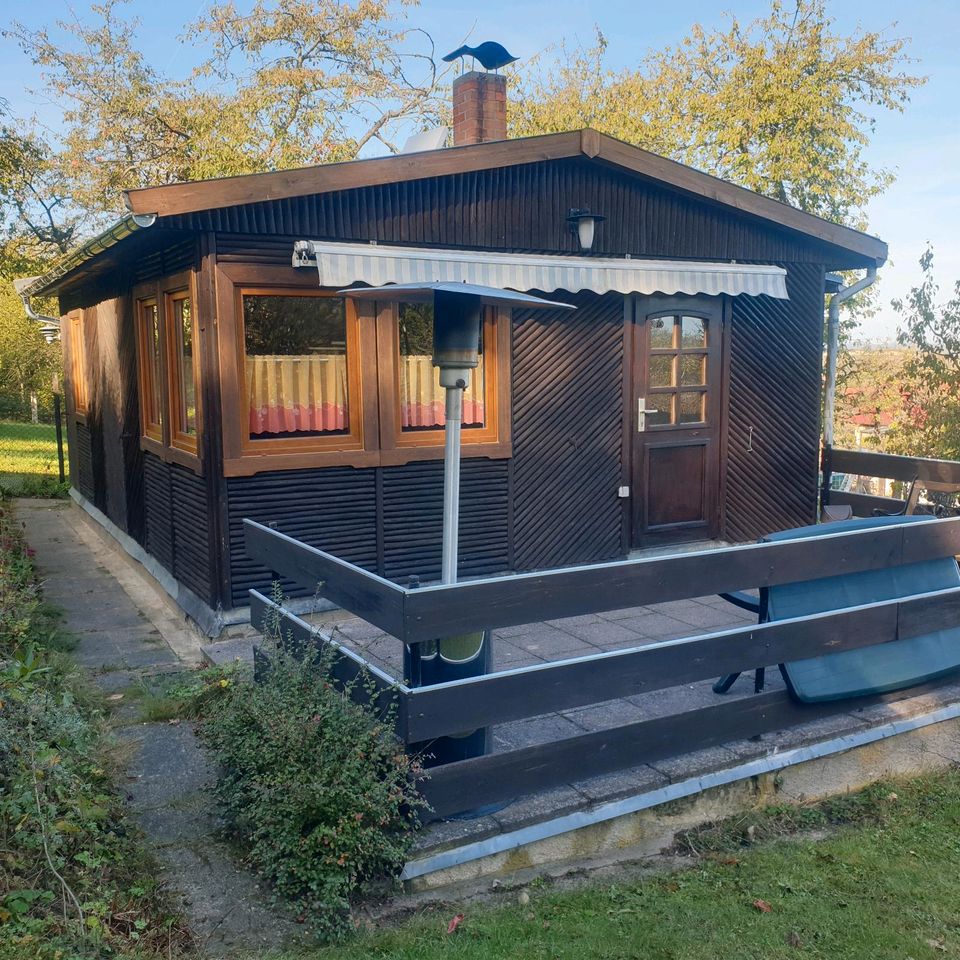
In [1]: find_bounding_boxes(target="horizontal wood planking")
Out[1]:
[249,590,408,734]
[417,683,942,819]
[404,586,960,740]
[831,448,960,485]
[227,466,378,607]
[402,518,960,641]
[830,490,907,517]
[243,519,407,636]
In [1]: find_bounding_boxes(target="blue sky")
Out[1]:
[1,0,957,339]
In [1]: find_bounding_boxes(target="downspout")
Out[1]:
[13,277,61,342]
[820,265,878,507]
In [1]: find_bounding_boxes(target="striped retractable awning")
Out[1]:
[292,240,789,300]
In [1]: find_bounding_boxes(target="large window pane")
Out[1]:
[140,301,163,431]
[243,294,348,438]
[172,296,196,436]
[398,303,484,431]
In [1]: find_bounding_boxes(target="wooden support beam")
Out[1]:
[244,520,407,637]
[244,516,960,644]
[831,448,960,486]
[401,519,960,642]
[828,490,907,518]
[405,586,960,741]
[418,681,951,819]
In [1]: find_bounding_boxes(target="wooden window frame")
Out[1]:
[644,310,713,431]
[165,282,201,457]
[236,286,365,456]
[376,302,512,466]
[67,309,88,420]
[216,261,512,476]
[133,271,202,471]
[135,295,164,445]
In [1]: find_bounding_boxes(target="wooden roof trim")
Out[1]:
[124,131,584,219]
[123,127,886,263]
[592,134,887,263]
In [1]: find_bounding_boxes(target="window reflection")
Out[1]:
[243,294,348,438]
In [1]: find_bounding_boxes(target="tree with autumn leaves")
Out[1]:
[0,0,949,443]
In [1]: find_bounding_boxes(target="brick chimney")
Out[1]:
[452,71,507,146]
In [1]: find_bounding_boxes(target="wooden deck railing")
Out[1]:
[823,447,960,517]
[243,516,960,821]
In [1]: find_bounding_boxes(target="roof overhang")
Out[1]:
[19,213,158,298]
[294,241,790,300]
[125,129,887,265]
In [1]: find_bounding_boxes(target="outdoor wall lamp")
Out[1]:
[567,208,605,252]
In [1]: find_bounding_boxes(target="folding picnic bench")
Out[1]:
[714,515,960,702]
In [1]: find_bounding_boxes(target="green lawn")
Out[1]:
[0,420,68,496]
[268,772,960,960]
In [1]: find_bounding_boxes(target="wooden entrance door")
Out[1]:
[631,297,723,547]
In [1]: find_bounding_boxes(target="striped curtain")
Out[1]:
[400,355,485,429]
[247,354,348,435]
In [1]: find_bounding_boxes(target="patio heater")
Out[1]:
[343,281,574,767]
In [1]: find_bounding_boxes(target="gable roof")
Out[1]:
[123,128,887,265]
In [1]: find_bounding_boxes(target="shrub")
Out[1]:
[0,500,190,958]
[196,638,426,940]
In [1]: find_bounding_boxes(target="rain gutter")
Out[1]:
[19,212,158,299]
[820,265,879,506]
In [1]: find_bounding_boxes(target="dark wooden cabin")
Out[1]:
[23,81,887,631]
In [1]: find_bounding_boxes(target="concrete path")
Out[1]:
[15,499,303,957]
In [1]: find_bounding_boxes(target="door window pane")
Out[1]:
[646,396,673,427]
[172,296,196,436]
[649,316,675,348]
[679,391,705,423]
[681,316,707,347]
[398,303,484,431]
[648,355,674,388]
[243,294,348,438]
[679,354,705,386]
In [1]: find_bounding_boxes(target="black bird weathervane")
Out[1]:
[442,41,518,72]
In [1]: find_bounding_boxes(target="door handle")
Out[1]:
[638,397,658,432]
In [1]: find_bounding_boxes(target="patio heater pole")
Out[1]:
[433,288,481,587]
[441,380,464,584]
[338,280,574,781]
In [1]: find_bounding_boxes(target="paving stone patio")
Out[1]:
[16,499,304,956]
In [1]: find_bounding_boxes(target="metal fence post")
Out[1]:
[53,391,65,484]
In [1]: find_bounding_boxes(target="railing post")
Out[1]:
[53,391,65,484]
[820,442,833,512]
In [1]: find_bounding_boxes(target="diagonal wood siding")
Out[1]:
[724,262,825,542]
[511,292,625,570]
